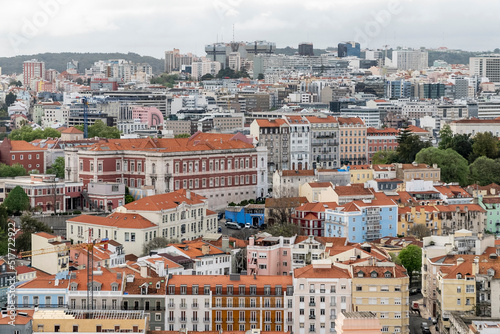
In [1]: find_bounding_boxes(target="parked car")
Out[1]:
[225,221,241,230]
[245,223,251,229]
[421,322,429,332]
[409,288,418,295]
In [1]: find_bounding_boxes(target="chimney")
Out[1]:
[221,236,230,252]
[201,244,210,255]
[117,272,122,280]
[253,273,257,280]
[456,257,465,266]
[472,257,479,275]
[157,261,165,276]
[140,265,148,278]
[186,189,191,200]
[249,236,255,246]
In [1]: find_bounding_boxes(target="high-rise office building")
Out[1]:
[298,42,314,56]
[23,59,45,89]
[338,42,360,58]
[470,55,500,83]
[391,49,428,71]
[164,49,180,73]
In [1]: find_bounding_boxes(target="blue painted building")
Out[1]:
[225,204,265,227]
[324,193,397,242]
[16,275,69,308]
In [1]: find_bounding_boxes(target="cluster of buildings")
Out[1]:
[8,228,412,334]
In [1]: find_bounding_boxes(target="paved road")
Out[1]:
[409,293,437,334]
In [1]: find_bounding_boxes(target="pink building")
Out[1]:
[247,235,294,276]
[335,311,381,334]
[131,106,164,127]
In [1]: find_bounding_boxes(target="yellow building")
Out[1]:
[348,165,374,184]
[436,259,476,332]
[398,205,442,236]
[31,232,70,275]
[32,309,148,333]
[351,262,410,334]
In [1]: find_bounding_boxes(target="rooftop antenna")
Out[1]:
[232,24,235,42]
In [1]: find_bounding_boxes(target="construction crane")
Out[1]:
[20,237,109,314]
[82,97,89,138]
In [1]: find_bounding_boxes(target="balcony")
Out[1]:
[168,318,174,322]
[330,315,336,320]
[192,303,198,308]
[287,319,293,324]
[227,318,234,323]
[180,304,187,309]
[192,318,199,322]
[309,302,316,306]
[309,315,316,320]
[168,304,175,309]
[215,318,222,323]
[203,318,210,322]
[180,317,187,323]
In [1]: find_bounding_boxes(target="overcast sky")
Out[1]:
[1,0,499,58]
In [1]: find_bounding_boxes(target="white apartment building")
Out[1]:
[293,261,352,334]
[285,115,311,170]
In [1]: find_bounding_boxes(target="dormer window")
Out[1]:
[357,271,364,278]
[488,269,495,276]
[156,282,161,289]
[141,284,148,295]
[457,273,462,279]
[371,271,378,278]
[70,283,78,291]
[111,283,119,291]
[384,271,392,278]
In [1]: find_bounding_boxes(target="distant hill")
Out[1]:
[0,52,165,75]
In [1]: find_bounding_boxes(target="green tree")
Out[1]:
[4,186,30,215]
[142,237,179,255]
[5,92,17,107]
[200,73,214,81]
[9,80,22,87]
[0,163,27,177]
[372,150,399,164]
[9,125,61,141]
[265,222,301,237]
[450,134,474,162]
[396,126,431,163]
[473,132,499,159]
[257,73,265,80]
[75,77,84,85]
[75,120,120,138]
[415,147,469,185]
[398,244,422,285]
[124,186,134,204]
[174,134,190,138]
[46,157,65,179]
[469,157,500,186]
[150,73,179,88]
[438,124,453,150]
[15,214,53,253]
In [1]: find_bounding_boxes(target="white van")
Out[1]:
[226,221,241,230]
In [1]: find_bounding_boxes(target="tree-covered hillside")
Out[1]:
[0,52,164,75]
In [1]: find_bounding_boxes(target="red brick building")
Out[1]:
[366,127,399,163]
[66,132,268,210]
[0,139,46,173]
[291,202,338,236]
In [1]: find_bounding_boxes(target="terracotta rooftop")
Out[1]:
[61,127,84,134]
[333,184,373,196]
[338,117,365,126]
[353,264,408,278]
[304,115,338,123]
[124,276,166,295]
[281,169,315,177]
[307,182,333,188]
[123,189,206,211]
[265,197,308,208]
[294,263,351,279]
[86,132,254,152]
[67,213,156,229]
[255,119,288,127]
[165,274,292,289]
[9,140,46,152]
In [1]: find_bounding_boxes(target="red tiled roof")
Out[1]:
[61,127,84,134]
[304,115,338,123]
[294,263,351,279]
[16,265,37,274]
[307,182,333,188]
[123,189,205,211]
[67,213,156,229]
[87,132,254,152]
[9,140,45,151]
[281,169,315,177]
[338,117,365,126]
[165,274,292,288]
[333,184,373,196]
[255,119,288,127]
